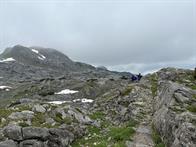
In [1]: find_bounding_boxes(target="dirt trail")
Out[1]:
[127,122,154,147]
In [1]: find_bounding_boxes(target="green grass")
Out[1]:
[108,126,135,142]
[190,85,196,90]
[17,105,30,111]
[32,112,45,127]
[53,112,72,125]
[0,109,16,127]
[121,86,133,96]
[187,104,196,113]
[150,74,158,97]
[72,119,136,147]
[90,111,105,120]
[0,109,13,118]
[152,124,165,147]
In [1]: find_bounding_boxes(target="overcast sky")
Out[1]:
[0,0,195,74]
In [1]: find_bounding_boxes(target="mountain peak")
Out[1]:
[0,45,95,72]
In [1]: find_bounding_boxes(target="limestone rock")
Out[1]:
[22,127,49,140]
[32,104,46,113]
[19,140,44,147]
[8,111,34,120]
[0,140,18,147]
[3,124,22,141]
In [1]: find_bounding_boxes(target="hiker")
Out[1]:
[131,73,143,82]
[131,75,138,81]
[137,73,142,81]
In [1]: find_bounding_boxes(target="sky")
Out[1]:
[0,0,195,74]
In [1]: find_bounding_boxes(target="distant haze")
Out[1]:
[0,0,195,74]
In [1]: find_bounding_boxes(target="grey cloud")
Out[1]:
[0,0,195,73]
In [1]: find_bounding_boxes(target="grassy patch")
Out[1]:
[17,105,30,111]
[72,120,136,147]
[32,112,45,127]
[121,86,133,96]
[190,85,196,90]
[187,104,196,113]
[150,74,158,97]
[53,112,72,125]
[90,111,105,120]
[108,126,135,142]
[0,109,13,118]
[152,124,165,147]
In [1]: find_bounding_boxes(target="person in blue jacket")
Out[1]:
[131,73,142,82]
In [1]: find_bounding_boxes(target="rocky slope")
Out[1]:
[0,46,195,147]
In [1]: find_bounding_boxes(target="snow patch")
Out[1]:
[31,49,39,54]
[0,86,12,91]
[47,101,68,105]
[55,89,78,95]
[73,98,94,103]
[0,58,15,62]
[31,49,46,60]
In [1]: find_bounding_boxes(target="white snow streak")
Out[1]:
[31,49,46,60]
[0,86,12,91]
[31,49,39,54]
[0,58,15,62]
[73,98,94,103]
[47,101,68,105]
[55,89,78,95]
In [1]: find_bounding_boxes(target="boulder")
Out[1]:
[19,140,44,147]
[3,124,22,141]
[47,128,74,147]
[0,140,18,147]
[68,109,92,124]
[0,128,5,141]
[32,104,46,113]
[8,111,34,120]
[22,127,49,140]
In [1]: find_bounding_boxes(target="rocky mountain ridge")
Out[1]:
[0,45,195,147]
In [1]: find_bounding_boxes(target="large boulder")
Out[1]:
[3,124,22,141]
[8,111,34,120]
[47,128,74,147]
[22,127,49,140]
[0,140,18,147]
[19,140,44,147]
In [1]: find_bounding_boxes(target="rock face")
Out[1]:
[153,80,196,147]
[0,45,195,147]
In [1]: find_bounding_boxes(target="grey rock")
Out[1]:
[47,128,74,147]
[32,104,46,113]
[68,109,92,124]
[0,129,5,141]
[3,124,22,141]
[8,111,34,120]
[174,92,190,103]
[19,140,44,147]
[23,127,49,140]
[0,140,18,147]
[153,81,196,147]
